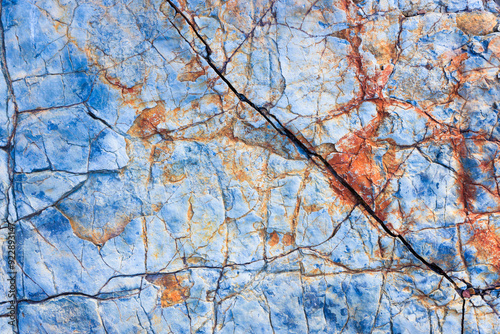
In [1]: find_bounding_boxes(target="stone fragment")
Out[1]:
[457,11,498,36]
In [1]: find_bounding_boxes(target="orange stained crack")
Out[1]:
[327,117,385,206]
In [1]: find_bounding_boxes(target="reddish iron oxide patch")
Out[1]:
[147,273,191,308]
[469,220,500,271]
[268,231,279,247]
[127,102,168,138]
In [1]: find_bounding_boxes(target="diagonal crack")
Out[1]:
[162,0,497,312]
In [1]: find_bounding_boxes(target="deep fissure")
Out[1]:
[163,1,500,331]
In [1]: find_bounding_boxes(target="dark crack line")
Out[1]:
[220,1,276,74]
[17,291,141,305]
[16,177,88,222]
[461,298,466,334]
[162,0,481,301]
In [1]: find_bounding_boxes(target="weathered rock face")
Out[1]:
[1,0,500,332]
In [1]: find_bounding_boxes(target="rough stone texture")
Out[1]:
[1,0,500,333]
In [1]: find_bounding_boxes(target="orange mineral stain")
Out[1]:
[268,231,279,247]
[127,102,168,138]
[148,274,191,308]
[177,56,207,82]
[282,233,295,246]
[328,128,384,205]
[470,225,500,270]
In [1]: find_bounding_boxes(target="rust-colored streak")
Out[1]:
[452,136,473,212]
[325,4,399,115]
[103,72,144,99]
[450,134,500,214]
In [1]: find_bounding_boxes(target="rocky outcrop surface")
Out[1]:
[2,0,500,333]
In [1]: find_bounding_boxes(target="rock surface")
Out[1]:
[1,0,500,333]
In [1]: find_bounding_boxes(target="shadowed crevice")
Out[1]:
[162,2,500,324]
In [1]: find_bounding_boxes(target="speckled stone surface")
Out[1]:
[2,0,500,333]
